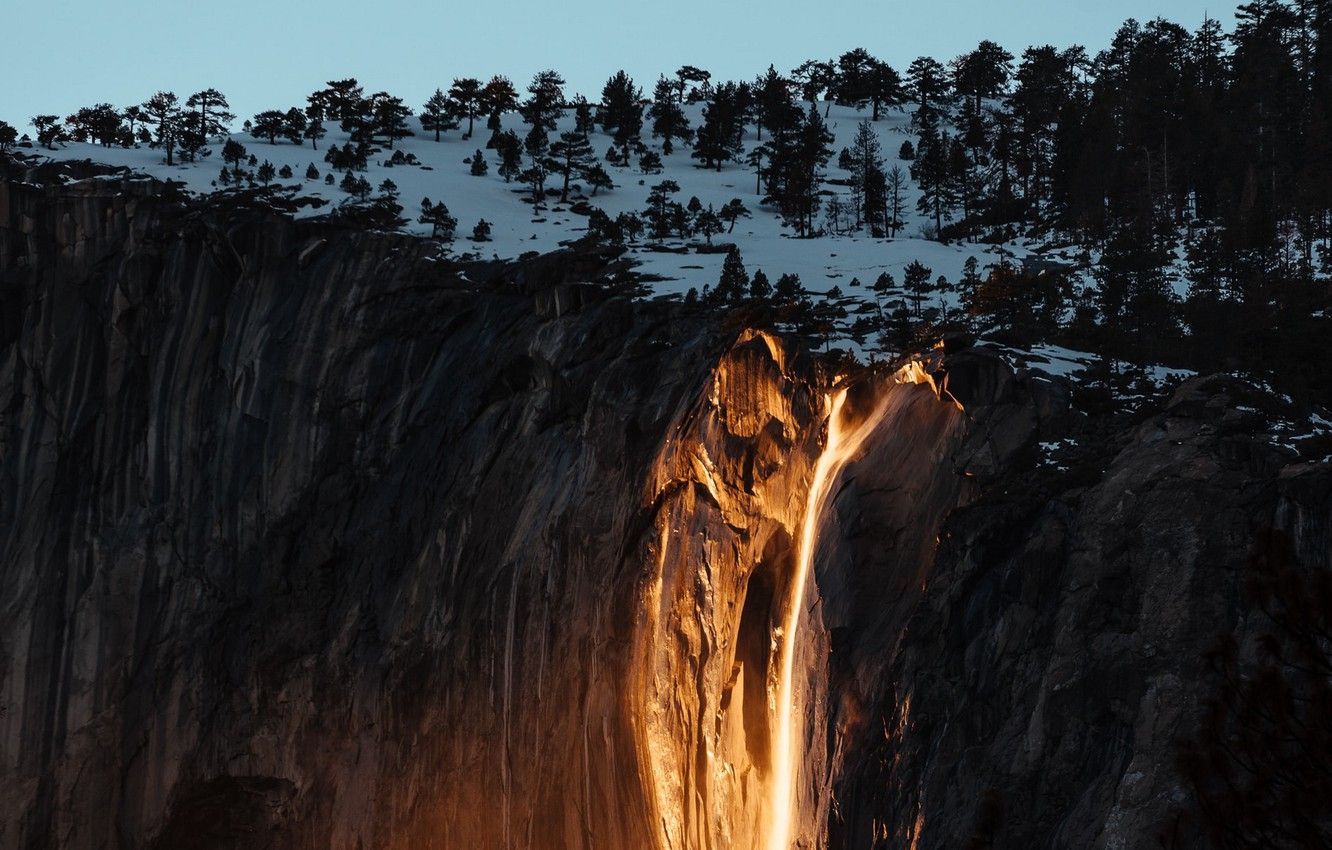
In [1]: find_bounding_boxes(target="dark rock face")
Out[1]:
[1,162,1328,850]
[0,166,712,849]
[835,375,1332,849]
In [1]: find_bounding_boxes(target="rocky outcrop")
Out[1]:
[1,159,1328,850]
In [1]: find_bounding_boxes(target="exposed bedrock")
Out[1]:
[1,162,1327,849]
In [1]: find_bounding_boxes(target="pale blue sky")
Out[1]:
[4,1,1228,133]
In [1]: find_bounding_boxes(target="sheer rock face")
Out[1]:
[2,166,1328,850]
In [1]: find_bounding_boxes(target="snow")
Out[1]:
[25,101,1029,301]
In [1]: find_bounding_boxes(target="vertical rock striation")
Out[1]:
[2,161,1328,850]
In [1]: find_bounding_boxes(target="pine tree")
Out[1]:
[720,198,751,233]
[304,109,326,149]
[599,71,644,159]
[547,131,594,201]
[282,108,306,144]
[257,160,275,185]
[696,206,723,243]
[305,163,319,180]
[370,93,413,148]
[774,272,805,304]
[448,78,484,137]
[715,249,750,303]
[472,219,492,241]
[750,268,772,299]
[250,110,287,144]
[953,40,1015,110]
[470,149,489,176]
[421,88,457,142]
[480,75,520,137]
[638,150,663,173]
[692,83,745,170]
[833,49,904,119]
[419,197,458,240]
[522,70,565,131]
[222,138,247,171]
[903,260,933,316]
[753,65,799,140]
[911,110,954,237]
[617,212,644,243]
[846,119,886,229]
[520,163,548,208]
[0,120,16,152]
[907,57,950,115]
[674,65,712,103]
[649,76,691,154]
[644,179,681,239]
[185,89,235,142]
[309,79,365,124]
[584,163,613,196]
[141,92,181,163]
[572,95,594,139]
[791,59,836,104]
[495,130,523,182]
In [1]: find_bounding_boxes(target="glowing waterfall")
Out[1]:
[764,388,871,850]
[764,363,952,850]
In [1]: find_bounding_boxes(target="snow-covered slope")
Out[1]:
[23,102,1033,315]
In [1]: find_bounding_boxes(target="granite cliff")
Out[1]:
[1,157,1327,849]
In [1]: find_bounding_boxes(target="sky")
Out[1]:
[3,0,1229,134]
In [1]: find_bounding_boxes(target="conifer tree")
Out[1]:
[480,75,520,136]
[141,92,181,163]
[309,79,365,124]
[0,120,16,151]
[720,198,751,233]
[750,268,772,299]
[907,57,950,115]
[370,93,413,148]
[753,65,799,140]
[599,70,644,160]
[696,206,723,243]
[644,179,681,238]
[31,115,68,149]
[572,95,594,139]
[250,110,287,144]
[222,138,247,171]
[953,40,1014,110]
[421,88,456,142]
[282,108,307,144]
[418,197,458,240]
[547,131,594,201]
[304,111,326,149]
[520,162,548,207]
[522,70,565,131]
[649,76,691,154]
[448,78,484,137]
[846,119,886,229]
[185,89,235,142]
[585,163,613,196]
[911,110,953,236]
[470,149,489,176]
[791,59,836,104]
[903,260,933,316]
[495,130,523,182]
[692,83,745,170]
[715,249,750,303]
